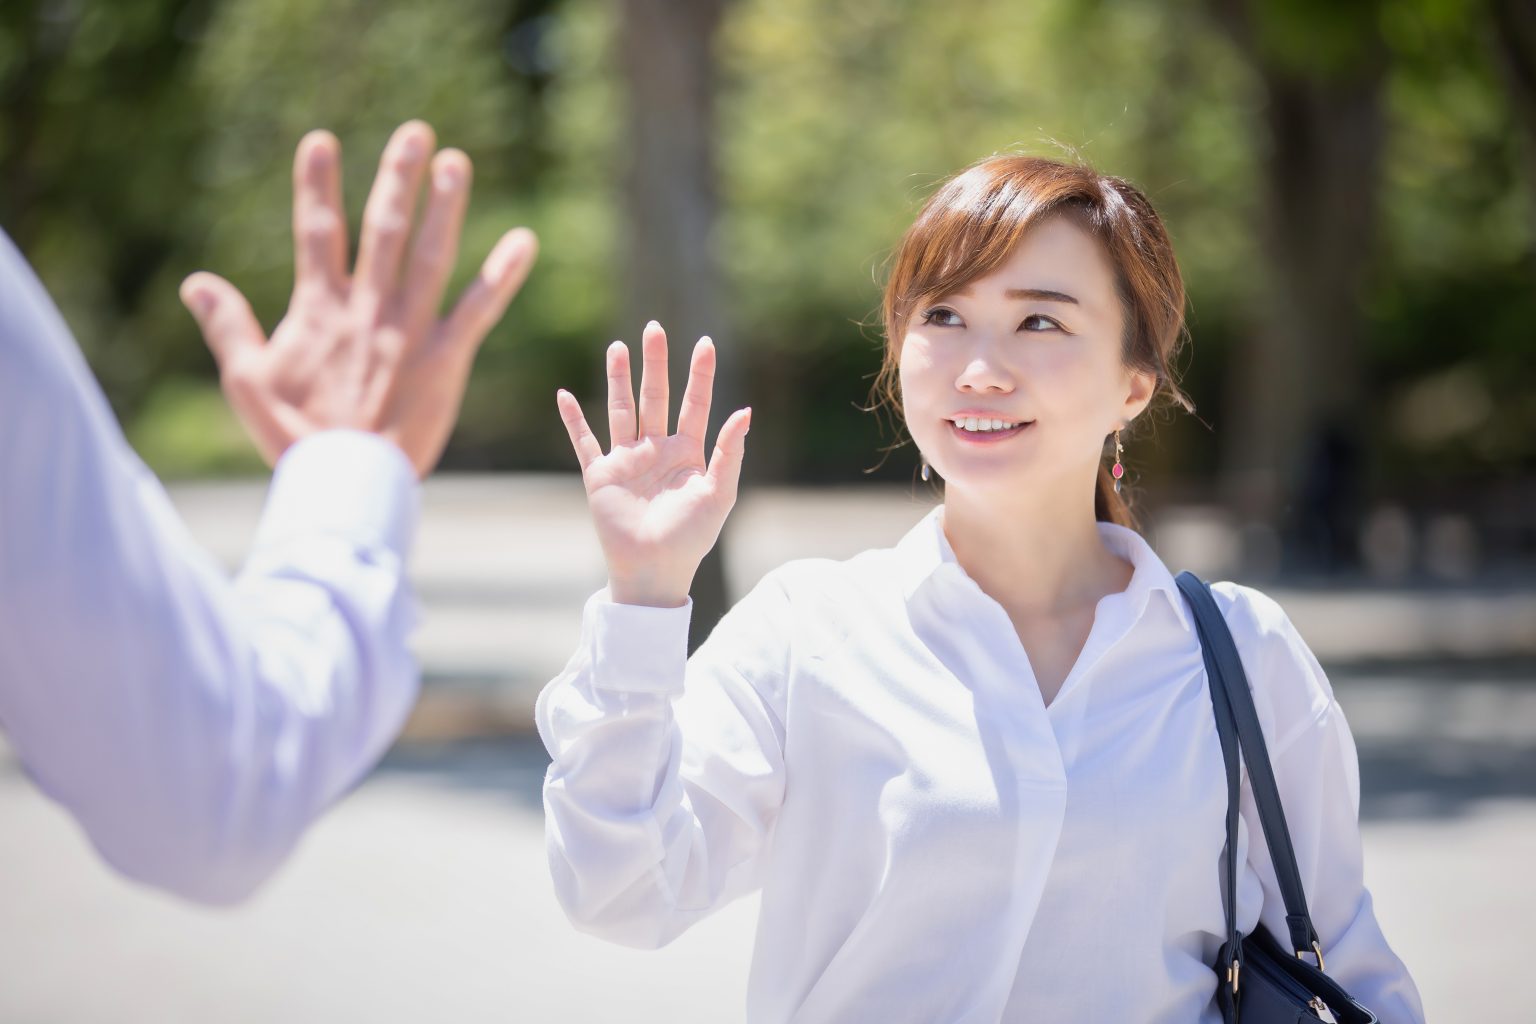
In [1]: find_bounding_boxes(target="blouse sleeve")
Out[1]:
[1224,586,1427,1023]
[533,568,793,949]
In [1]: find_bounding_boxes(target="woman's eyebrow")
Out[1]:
[1005,287,1079,304]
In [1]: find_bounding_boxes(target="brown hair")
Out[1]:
[874,154,1195,529]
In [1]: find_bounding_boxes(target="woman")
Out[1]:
[538,155,1425,1022]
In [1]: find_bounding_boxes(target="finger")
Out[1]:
[397,147,472,337]
[637,320,669,438]
[705,407,752,506]
[675,336,715,449]
[352,120,436,311]
[291,129,347,296]
[438,227,539,356]
[179,272,266,368]
[556,389,604,472]
[606,341,637,449]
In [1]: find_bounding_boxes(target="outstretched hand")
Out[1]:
[557,321,751,608]
[179,120,538,478]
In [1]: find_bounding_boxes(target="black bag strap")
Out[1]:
[1201,594,1244,986]
[1175,570,1322,959]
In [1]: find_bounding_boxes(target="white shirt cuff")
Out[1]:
[251,430,420,561]
[587,588,693,695]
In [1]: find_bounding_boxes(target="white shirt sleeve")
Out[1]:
[0,229,422,905]
[1232,590,1427,1023]
[533,571,792,950]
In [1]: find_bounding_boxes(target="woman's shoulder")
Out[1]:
[755,543,915,604]
[735,544,915,641]
[701,549,904,680]
[1204,579,1295,641]
[1200,579,1338,752]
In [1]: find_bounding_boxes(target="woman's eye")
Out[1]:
[920,307,962,327]
[1020,314,1062,332]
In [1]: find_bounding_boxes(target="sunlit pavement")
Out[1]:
[3,476,1533,1021]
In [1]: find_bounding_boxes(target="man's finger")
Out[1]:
[557,389,604,472]
[397,148,472,338]
[353,120,436,312]
[607,341,637,449]
[637,320,669,438]
[291,130,348,296]
[438,227,538,354]
[179,272,265,368]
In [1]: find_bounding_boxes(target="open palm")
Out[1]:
[181,121,535,477]
[557,320,751,607]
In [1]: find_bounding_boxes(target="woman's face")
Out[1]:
[897,214,1155,497]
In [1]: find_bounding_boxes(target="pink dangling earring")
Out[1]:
[1111,428,1125,493]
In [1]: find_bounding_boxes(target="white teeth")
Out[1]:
[953,417,1022,432]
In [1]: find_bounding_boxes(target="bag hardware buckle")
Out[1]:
[1296,940,1326,973]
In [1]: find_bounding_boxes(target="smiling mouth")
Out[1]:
[947,417,1034,442]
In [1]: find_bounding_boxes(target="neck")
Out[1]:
[939,479,1131,617]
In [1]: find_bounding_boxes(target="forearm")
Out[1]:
[0,416,421,903]
[536,579,792,950]
[535,589,702,947]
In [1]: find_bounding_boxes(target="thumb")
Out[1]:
[705,407,752,507]
[179,272,265,367]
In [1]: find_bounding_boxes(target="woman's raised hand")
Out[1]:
[557,321,751,608]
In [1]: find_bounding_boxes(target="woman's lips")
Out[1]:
[947,420,1033,444]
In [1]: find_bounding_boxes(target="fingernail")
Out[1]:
[403,134,426,160]
[189,288,215,316]
[646,319,660,331]
[699,335,712,346]
[488,237,523,281]
[435,163,463,189]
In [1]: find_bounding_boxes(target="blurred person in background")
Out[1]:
[537,155,1423,1022]
[0,119,537,904]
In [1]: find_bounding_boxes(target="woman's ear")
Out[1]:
[1120,367,1157,424]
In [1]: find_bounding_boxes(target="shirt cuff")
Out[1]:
[251,430,420,562]
[587,587,693,695]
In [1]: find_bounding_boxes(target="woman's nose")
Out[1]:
[955,347,1015,393]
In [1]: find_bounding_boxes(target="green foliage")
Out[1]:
[2,0,1530,484]
[127,376,266,477]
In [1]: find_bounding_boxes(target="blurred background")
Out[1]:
[2,0,1534,1021]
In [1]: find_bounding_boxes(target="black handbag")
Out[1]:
[1174,571,1380,1024]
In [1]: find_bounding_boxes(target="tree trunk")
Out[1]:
[1207,1,1389,575]
[617,0,737,649]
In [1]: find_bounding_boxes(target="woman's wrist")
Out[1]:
[607,573,692,609]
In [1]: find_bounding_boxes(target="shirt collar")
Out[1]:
[892,504,1193,633]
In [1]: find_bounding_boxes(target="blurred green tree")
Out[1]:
[1,0,1529,572]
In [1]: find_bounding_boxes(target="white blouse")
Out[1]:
[534,504,1425,1023]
